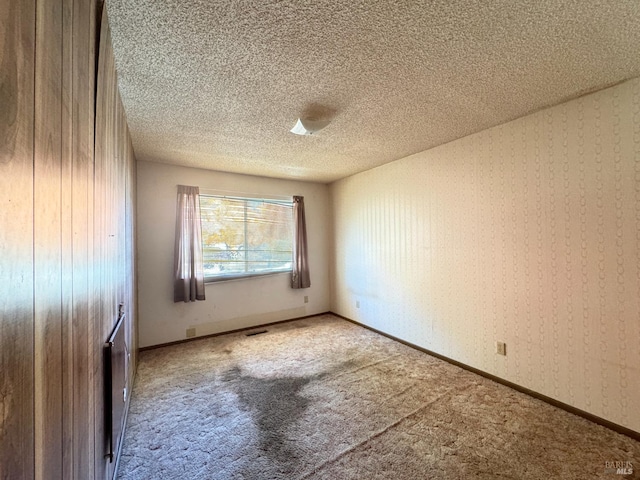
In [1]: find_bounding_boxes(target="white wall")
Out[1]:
[137,161,330,347]
[330,77,640,432]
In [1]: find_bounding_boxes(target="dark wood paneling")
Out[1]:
[0,0,36,479]
[70,0,98,477]
[60,0,99,477]
[2,1,136,477]
[34,0,64,476]
[93,11,110,479]
[94,8,138,479]
[61,0,74,476]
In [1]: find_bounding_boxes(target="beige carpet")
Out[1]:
[117,314,639,479]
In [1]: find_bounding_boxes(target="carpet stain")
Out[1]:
[117,315,640,480]
[222,366,318,467]
[221,359,362,473]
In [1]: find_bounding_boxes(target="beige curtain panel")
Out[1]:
[174,185,206,302]
[291,196,311,289]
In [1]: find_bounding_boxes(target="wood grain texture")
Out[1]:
[34,0,64,476]
[0,0,36,479]
[1,1,136,477]
[94,11,111,479]
[94,8,138,479]
[61,0,74,476]
[70,0,98,477]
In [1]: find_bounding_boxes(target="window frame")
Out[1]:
[199,193,294,284]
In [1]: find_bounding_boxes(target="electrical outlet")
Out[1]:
[496,341,507,356]
[186,327,196,338]
[356,300,360,308]
[304,295,309,304]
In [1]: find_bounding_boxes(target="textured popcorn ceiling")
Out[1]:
[106,0,640,183]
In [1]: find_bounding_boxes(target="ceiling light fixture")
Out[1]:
[290,117,330,135]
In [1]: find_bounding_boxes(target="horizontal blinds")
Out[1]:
[200,195,293,278]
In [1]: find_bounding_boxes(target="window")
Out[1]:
[199,194,293,282]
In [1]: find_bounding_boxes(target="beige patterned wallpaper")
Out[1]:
[330,77,640,432]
